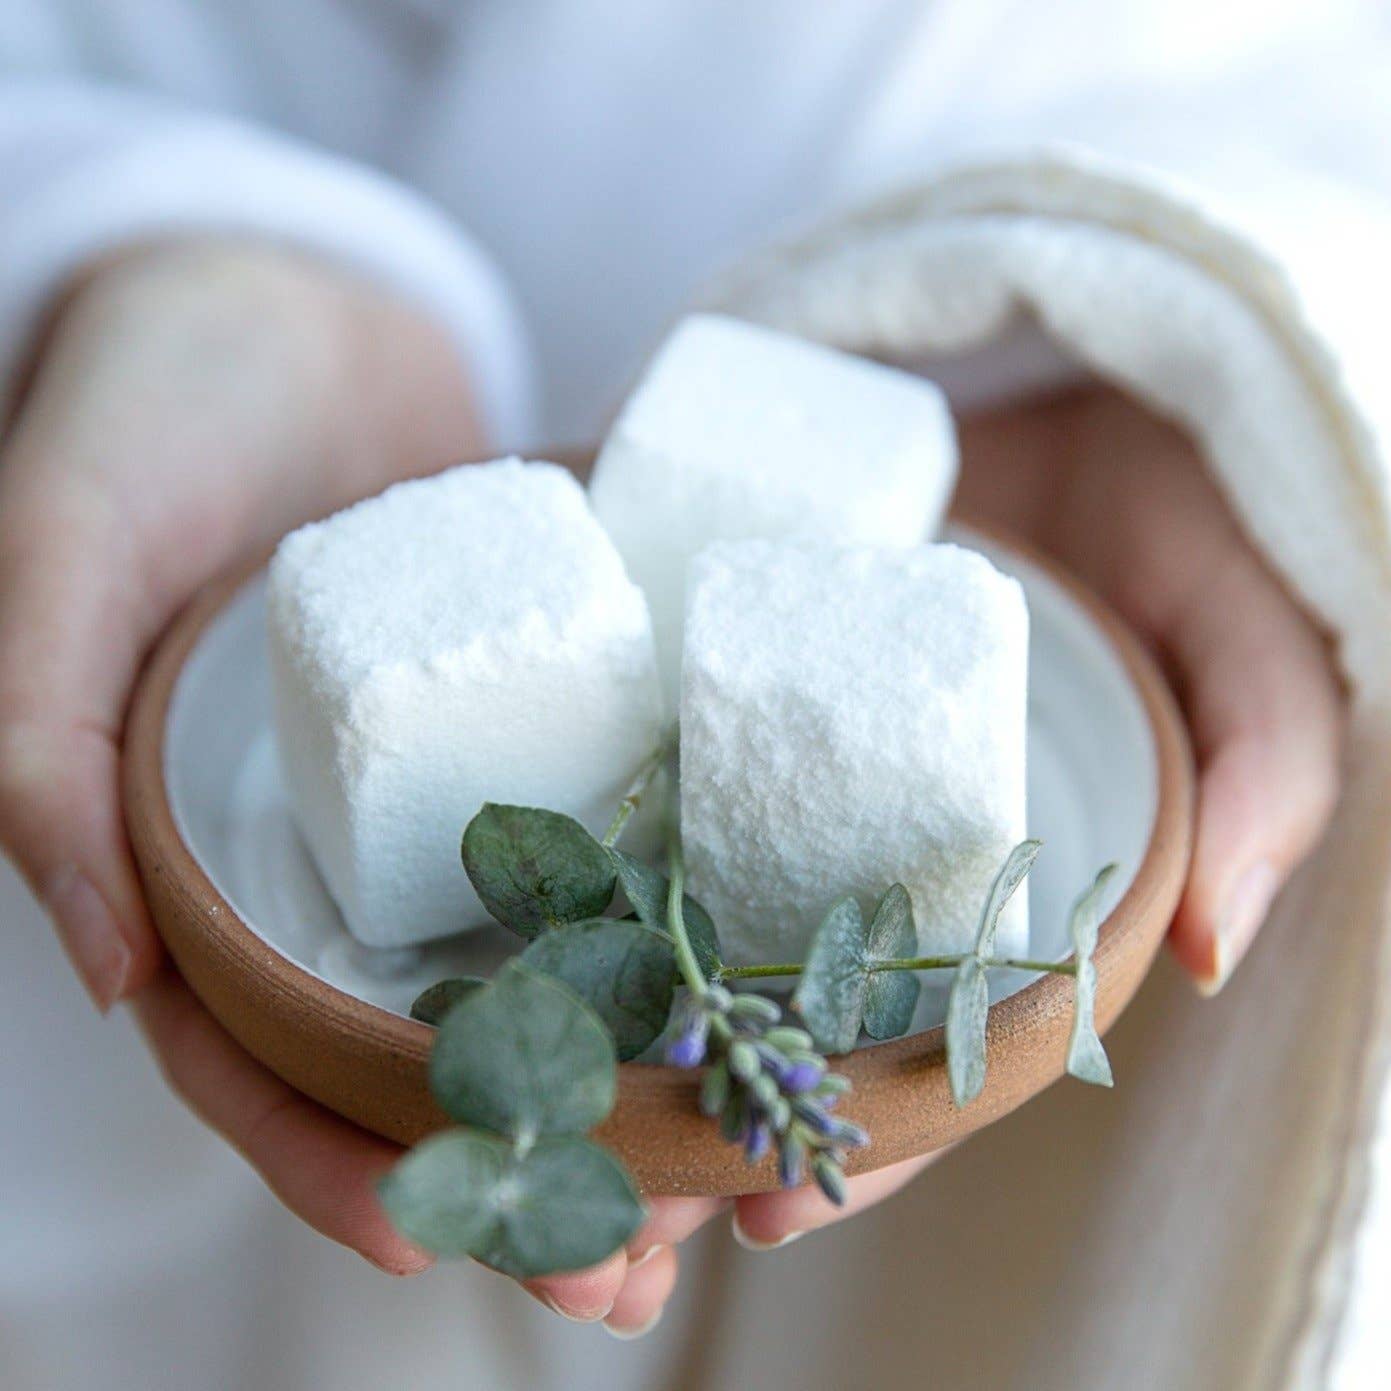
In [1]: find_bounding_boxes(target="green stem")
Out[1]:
[981,958,1079,976]
[602,727,675,848]
[664,831,708,998]
[718,954,1079,982]
[717,962,808,981]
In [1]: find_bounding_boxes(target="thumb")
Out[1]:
[1163,549,1344,992]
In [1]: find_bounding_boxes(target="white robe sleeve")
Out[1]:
[0,79,537,447]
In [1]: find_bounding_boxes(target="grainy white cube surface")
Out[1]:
[268,460,664,948]
[589,313,958,705]
[680,540,1028,966]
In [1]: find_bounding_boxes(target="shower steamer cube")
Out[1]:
[590,313,958,704]
[681,540,1028,966]
[268,460,664,949]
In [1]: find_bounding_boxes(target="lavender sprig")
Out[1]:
[662,834,866,1203]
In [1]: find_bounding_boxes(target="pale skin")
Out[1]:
[0,245,1344,1335]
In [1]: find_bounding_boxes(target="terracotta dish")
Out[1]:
[123,488,1193,1196]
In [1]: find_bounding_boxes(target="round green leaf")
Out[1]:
[863,884,921,1040]
[1066,864,1117,1087]
[379,1128,510,1257]
[793,897,866,1054]
[795,886,921,1050]
[520,918,677,1061]
[974,840,1042,958]
[462,804,616,938]
[410,977,488,1026]
[608,847,723,981]
[429,961,616,1139]
[945,955,989,1107]
[379,1128,644,1278]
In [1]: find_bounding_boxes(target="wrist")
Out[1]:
[57,240,483,482]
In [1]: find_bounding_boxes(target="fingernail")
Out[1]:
[604,1308,664,1341]
[44,867,131,1012]
[731,1213,804,1252]
[542,1294,613,1324]
[361,1247,434,1278]
[1202,860,1280,996]
[628,1243,666,1270]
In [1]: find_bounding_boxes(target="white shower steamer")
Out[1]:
[681,540,1029,966]
[589,313,958,704]
[268,460,664,949]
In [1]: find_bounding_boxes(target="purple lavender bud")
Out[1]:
[744,1120,772,1163]
[826,1118,870,1149]
[778,1060,825,1095]
[666,1032,705,1068]
[665,1012,709,1068]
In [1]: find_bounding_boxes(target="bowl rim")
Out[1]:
[123,503,1194,1183]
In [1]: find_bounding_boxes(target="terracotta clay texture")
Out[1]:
[123,502,1193,1196]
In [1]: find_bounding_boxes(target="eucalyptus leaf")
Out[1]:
[379,1128,644,1278]
[794,886,922,1051]
[794,897,867,1054]
[945,955,989,1107]
[429,961,616,1140]
[974,840,1043,958]
[1065,864,1118,1088]
[862,884,921,1040]
[520,918,677,1061]
[608,847,723,981]
[462,804,616,938]
[410,977,488,1026]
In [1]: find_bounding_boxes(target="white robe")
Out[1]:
[2,4,1390,1387]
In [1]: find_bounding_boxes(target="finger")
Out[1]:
[1162,550,1344,992]
[131,967,432,1275]
[603,1244,679,1340]
[732,1151,941,1250]
[523,1250,629,1324]
[626,1194,729,1263]
[0,467,164,1009]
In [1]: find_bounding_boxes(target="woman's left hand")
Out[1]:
[729,383,1346,1253]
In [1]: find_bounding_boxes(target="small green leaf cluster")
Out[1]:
[380,961,645,1278]
[793,884,922,1054]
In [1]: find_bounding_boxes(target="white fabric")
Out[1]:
[711,146,1391,1391]
[0,82,536,445]
[3,5,1391,1390]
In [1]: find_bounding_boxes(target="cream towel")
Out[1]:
[686,149,1391,1391]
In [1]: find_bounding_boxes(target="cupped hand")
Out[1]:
[730,382,1345,1252]
[0,241,711,1335]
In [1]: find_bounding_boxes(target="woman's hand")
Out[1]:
[0,242,718,1334]
[728,383,1346,1252]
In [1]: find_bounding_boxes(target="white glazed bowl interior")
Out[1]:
[165,529,1157,1030]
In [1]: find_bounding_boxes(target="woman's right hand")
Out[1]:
[0,242,717,1333]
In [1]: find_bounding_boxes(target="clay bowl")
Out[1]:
[123,488,1193,1196]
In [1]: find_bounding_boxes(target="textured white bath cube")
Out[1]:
[268,460,664,948]
[681,541,1028,966]
[590,313,958,705]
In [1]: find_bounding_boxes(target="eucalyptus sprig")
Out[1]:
[380,960,646,1277]
[385,738,1119,1275]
